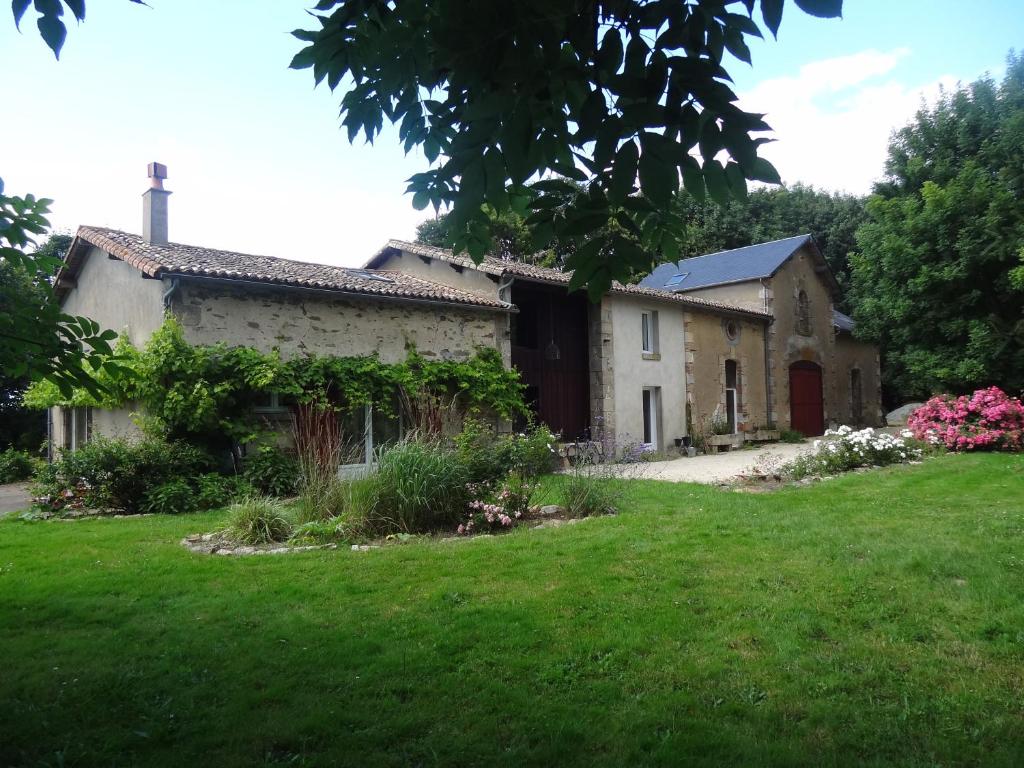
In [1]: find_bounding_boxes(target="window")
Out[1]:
[665,273,688,287]
[61,406,92,452]
[642,387,661,447]
[253,392,289,413]
[725,319,739,341]
[340,405,403,466]
[725,360,738,434]
[796,289,812,336]
[641,310,659,354]
[851,369,863,425]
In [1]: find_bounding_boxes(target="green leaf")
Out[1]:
[64,0,86,21]
[37,13,67,58]
[703,160,730,205]
[760,0,783,37]
[749,156,782,184]
[609,140,639,202]
[793,0,843,19]
[12,0,31,28]
[682,163,706,202]
[411,190,431,211]
[725,162,748,200]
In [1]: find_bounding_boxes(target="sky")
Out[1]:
[0,1,1020,267]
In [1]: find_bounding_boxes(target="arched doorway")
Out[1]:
[789,361,824,436]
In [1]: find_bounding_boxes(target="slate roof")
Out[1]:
[369,240,771,320]
[640,234,814,292]
[60,226,513,311]
[833,309,856,333]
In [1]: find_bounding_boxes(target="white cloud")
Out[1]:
[738,48,958,194]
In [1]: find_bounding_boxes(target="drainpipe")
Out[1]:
[161,276,180,312]
[760,278,773,427]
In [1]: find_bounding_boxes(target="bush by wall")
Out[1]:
[242,446,300,498]
[0,448,38,484]
[908,387,1024,451]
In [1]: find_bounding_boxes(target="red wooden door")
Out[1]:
[789,361,824,436]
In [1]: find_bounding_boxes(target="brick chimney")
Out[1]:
[142,162,170,244]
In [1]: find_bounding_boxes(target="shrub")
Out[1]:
[908,387,1024,451]
[455,420,556,485]
[35,437,212,514]
[365,438,469,533]
[141,479,197,515]
[290,517,349,545]
[783,426,923,480]
[0,448,38,483]
[458,471,538,535]
[243,445,300,497]
[779,429,805,443]
[194,473,251,511]
[560,452,625,518]
[226,496,293,544]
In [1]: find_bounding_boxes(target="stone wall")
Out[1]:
[833,334,884,426]
[170,280,508,365]
[683,310,769,434]
[588,296,616,454]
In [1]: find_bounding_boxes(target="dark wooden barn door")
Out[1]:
[789,361,824,437]
[510,283,590,440]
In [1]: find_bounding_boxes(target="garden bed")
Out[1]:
[182,504,602,556]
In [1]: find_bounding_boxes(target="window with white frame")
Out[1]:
[61,406,92,452]
[642,386,661,448]
[339,405,403,466]
[641,310,659,354]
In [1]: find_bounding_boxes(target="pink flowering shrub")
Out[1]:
[908,387,1024,451]
[457,472,538,535]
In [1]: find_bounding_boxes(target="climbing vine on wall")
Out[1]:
[24,317,526,449]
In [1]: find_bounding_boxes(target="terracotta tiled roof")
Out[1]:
[371,239,771,320]
[61,226,513,311]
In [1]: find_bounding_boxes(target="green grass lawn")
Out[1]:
[2,453,1023,767]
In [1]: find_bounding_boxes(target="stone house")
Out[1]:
[641,235,883,435]
[50,166,514,462]
[364,240,771,454]
[49,165,880,465]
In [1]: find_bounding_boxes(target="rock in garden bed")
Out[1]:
[181,532,338,556]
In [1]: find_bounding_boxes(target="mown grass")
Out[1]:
[1,453,1023,767]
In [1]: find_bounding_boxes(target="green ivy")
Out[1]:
[25,316,526,449]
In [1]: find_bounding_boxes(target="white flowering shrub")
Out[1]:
[784,426,924,480]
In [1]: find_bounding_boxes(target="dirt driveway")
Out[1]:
[0,483,32,516]
[610,442,811,484]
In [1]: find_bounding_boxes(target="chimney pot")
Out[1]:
[142,162,171,245]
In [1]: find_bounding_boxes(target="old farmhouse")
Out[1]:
[49,166,881,464]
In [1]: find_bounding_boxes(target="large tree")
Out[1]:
[291,0,844,296]
[849,53,1024,402]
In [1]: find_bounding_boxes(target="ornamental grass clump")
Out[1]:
[226,496,293,545]
[364,437,469,533]
[908,387,1024,451]
[784,426,923,480]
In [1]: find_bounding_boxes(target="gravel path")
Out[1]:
[0,483,32,516]
[609,442,811,484]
